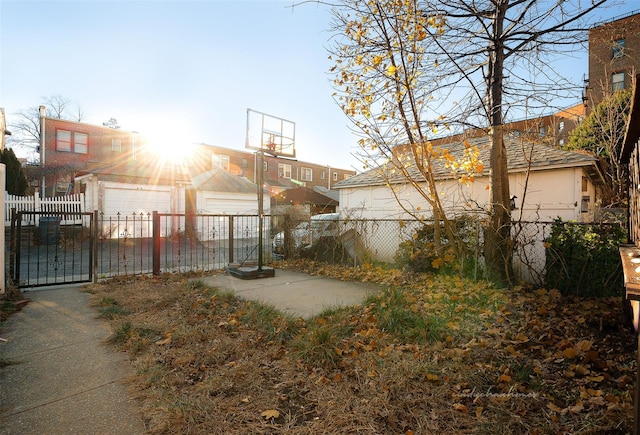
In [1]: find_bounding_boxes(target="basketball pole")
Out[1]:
[257,148,264,272]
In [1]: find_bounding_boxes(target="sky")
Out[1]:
[1,0,639,171]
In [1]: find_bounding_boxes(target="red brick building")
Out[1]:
[187,143,355,196]
[38,110,143,196]
[585,11,640,110]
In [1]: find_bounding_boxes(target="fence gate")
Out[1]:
[9,210,95,288]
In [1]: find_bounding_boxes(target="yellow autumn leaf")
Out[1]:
[261,409,280,419]
[387,65,397,75]
[563,347,579,359]
[426,373,439,381]
[587,375,604,383]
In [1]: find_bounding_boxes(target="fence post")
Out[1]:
[9,208,16,284]
[229,215,234,264]
[92,210,98,283]
[34,190,41,215]
[152,211,160,275]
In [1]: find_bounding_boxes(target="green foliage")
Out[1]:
[544,218,626,297]
[395,216,478,276]
[0,148,27,195]
[566,90,631,159]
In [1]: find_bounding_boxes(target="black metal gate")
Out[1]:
[9,211,95,288]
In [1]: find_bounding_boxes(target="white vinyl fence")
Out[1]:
[5,191,86,226]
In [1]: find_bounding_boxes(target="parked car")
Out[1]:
[272,213,339,256]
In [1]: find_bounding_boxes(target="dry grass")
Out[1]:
[83,265,635,434]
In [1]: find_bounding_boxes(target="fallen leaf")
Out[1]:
[569,401,584,414]
[426,373,439,381]
[261,409,280,419]
[155,337,171,345]
[497,374,512,383]
[577,340,593,351]
[452,403,468,413]
[563,347,578,359]
[547,402,563,413]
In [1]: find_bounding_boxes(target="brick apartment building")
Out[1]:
[36,108,143,196]
[585,10,640,110]
[33,109,355,201]
[188,143,355,196]
[428,103,584,149]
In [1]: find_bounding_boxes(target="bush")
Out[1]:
[395,215,478,275]
[544,218,626,297]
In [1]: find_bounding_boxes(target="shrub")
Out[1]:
[544,218,626,297]
[395,215,479,275]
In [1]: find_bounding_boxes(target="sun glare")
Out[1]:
[144,124,195,165]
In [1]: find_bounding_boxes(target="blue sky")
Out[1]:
[1,0,638,170]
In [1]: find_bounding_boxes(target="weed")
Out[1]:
[98,297,129,318]
[290,323,350,367]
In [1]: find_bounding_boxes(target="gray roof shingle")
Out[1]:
[334,136,599,189]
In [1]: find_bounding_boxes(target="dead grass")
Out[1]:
[83,264,635,434]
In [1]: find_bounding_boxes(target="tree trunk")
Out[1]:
[485,0,513,286]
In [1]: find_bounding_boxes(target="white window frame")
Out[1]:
[56,130,71,152]
[301,167,312,181]
[333,171,338,181]
[320,170,326,180]
[219,154,230,171]
[612,72,625,92]
[278,163,292,179]
[74,132,88,154]
[613,39,625,59]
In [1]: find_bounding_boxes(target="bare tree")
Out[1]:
[7,95,85,157]
[329,0,613,285]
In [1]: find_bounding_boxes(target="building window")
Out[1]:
[612,72,625,92]
[558,121,564,132]
[278,163,291,178]
[343,173,351,180]
[218,154,230,171]
[539,126,546,137]
[301,167,312,181]
[333,172,338,181]
[242,158,248,168]
[112,138,122,152]
[559,139,564,146]
[613,39,625,59]
[581,196,590,213]
[320,170,326,180]
[74,133,88,154]
[56,130,71,151]
[582,176,588,192]
[264,161,268,172]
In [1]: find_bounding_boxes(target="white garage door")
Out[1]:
[104,185,171,217]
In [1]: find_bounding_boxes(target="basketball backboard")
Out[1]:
[245,108,296,158]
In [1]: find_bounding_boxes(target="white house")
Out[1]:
[335,136,603,222]
[333,136,605,283]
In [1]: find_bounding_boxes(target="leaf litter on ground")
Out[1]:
[82,263,635,434]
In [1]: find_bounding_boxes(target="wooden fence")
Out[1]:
[4,191,86,226]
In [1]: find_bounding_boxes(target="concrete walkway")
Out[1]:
[200,269,381,318]
[0,285,146,435]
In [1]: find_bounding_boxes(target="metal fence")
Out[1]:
[9,209,624,292]
[95,212,272,278]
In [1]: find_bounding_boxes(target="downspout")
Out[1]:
[39,105,46,197]
[327,165,331,190]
